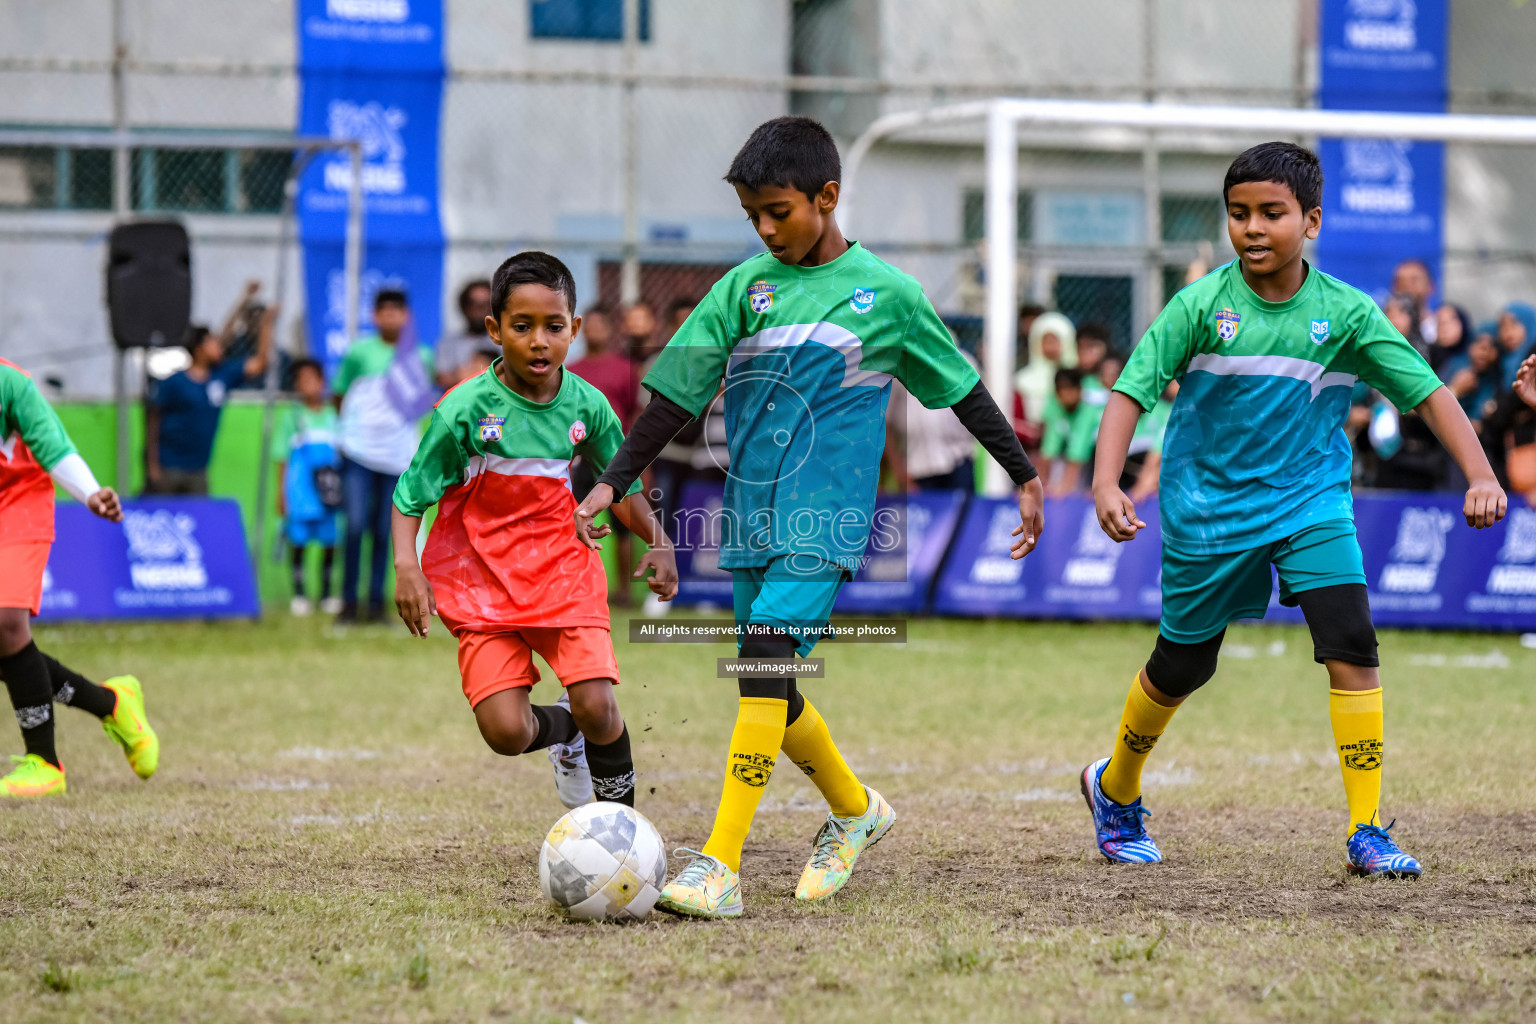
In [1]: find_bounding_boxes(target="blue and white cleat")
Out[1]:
[1346,819,1421,879]
[1080,757,1162,864]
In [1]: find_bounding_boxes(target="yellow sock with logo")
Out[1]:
[1099,674,1181,805]
[1329,687,1384,837]
[780,697,867,818]
[700,697,787,874]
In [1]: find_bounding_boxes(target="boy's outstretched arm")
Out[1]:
[574,395,697,548]
[1092,391,1148,542]
[1415,386,1507,528]
[609,491,678,600]
[391,507,436,636]
[947,382,1043,558]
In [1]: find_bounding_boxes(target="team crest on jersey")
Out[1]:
[1310,319,1331,345]
[849,287,877,315]
[747,280,775,314]
[569,420,587,445]
[477,415,505,443]
[1215,308,1241,342]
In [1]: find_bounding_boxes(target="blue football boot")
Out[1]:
[1080,757,1162,864]
[1346,818,1421,879]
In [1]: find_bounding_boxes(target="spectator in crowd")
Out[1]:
[332,289,433,624]
[1497,302,1536,383]
[434,279,496,388]
[1429,303,1472,374]
[1051,353,1122,495]
[1482,375,1536,501]
[569,305,640,606]
[1443,325,1508,428]
[1392,257,1438,342]
[144,284,276,495]
[1518,354,1536,410]
[885,350,981,492]
[578,306,618,369]
[1127,381,1177,503]
[1383,293,1426,355]
[1010,303,1050,445]
[1038,367,1084,491]
[1013,311,1077,437]
[1075,320,1112,379]
[276,358,341,616]
[664,296,698,343]
[621,300,662,363]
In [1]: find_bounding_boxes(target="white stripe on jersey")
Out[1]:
[727,322,894,389]
[463,454,572,490]
[1186,353,1356,400]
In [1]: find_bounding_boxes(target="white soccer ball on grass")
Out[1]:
[539,802,667,921]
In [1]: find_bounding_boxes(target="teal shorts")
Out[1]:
[732,556,850,657]
[1160,519,1366,644]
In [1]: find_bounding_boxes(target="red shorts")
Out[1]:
[0,542,50,615]
[453,626,619,708]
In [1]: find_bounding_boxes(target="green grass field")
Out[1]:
[2,613,1535,1023]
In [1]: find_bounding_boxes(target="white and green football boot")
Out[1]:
[656,849,743,919]
[795,786,896,901]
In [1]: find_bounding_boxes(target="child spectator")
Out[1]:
[1053,353,1125,495]
[1075,320,1113,379]
[1039,367,1084,490]
[1498,302,1536,384]
[1013,312,1077,432]
[277,358,342,616]
[1443,327,1508,428]
[435,279,497,388]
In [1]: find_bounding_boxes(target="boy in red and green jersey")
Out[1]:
[0,358,159,797]
[392,252,676,810]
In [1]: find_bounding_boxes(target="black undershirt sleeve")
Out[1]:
[593,391,697,496]
[948,381,1039,487]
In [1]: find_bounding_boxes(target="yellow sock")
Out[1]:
[1330,687,1384,837]
[700,697,787,873]
[780,698,867,818]
[1099,673,1181,805]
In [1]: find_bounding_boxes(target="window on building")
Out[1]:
[530,0,650,41]
[962,188,1033,243]
[1161,194,1224,243]
[0,144,290,214]
[0,146,114,211]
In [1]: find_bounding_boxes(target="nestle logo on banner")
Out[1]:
[123,510,208,591]
[1378,507,1453,595]
[324,101,407,195]
[326,0,408,22]
[1343,0,1416,51]
[1341,140,1414,215]
[1060,510,1123,587]
[1486,509,1536,596]
[969,506,1024,584]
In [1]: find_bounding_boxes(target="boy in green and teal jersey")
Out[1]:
[575,117,1045,918]
[1081,142,1507,878]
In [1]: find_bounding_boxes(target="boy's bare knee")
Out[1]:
[566,680,621,744]
[0,610,32,658]
[479,718,536,756]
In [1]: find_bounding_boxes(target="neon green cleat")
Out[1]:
[2,754,66,798]
[101,675,158,781]
[655,849,744,919]
[795,786,896,902]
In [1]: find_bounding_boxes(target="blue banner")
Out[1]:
[672,482,735,607]
[931,493,1536,633]
[835,491,966,613]
[38,500,260,622]
[297,0,445,379]
[1316,0,1447,294]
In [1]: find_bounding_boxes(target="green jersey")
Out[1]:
[1115,260,1442,554]
[643,243,978,571]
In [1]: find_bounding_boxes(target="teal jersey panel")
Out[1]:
[1115,261,1442,555]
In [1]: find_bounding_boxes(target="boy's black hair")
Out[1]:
[725,116,841,200]
[490,251,577,320]
[457,278,491,311]
[1054,367,1084,390]
[1224,141,1323,212]
[182,324,212,354]
[290,356,323,379]
[374,288,409,310]
[1077,320,1113,345]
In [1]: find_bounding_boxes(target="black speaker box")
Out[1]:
[107,220,191,349]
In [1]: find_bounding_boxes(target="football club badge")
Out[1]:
[478,415,505,443]
[849,287,877,315]
[1310,319,1331,345]
[569,420,588,445]
[747,280,775,314]
[1215,308,1241,342]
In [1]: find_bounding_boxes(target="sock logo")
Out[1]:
[15,704,51,730]
[593,770,636,801]
[1340,738,1383,771]
[792,757,816,776]
[730,752,775,787]
[1122,726,1160,755]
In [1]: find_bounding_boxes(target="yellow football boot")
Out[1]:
[1,754,66,798]
[655,849,744,919]
[101,676,159,780]
[795,786,895,901]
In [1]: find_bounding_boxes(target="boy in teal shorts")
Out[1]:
[1083,142,1507,878]
[575,116,1044,917]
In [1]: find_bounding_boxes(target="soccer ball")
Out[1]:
[538,802,667,921]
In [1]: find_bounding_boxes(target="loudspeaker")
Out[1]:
[107,220,191,349]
